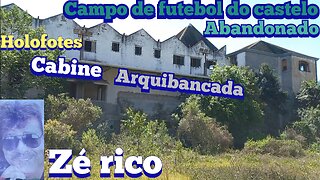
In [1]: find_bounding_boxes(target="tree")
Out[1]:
[293,106,320,144]
[292,81,320,144]
[296,80,320,109]
[256,64,287,135]
[256,64,287,112]
[198,66,264,147]
[0,5,67,98]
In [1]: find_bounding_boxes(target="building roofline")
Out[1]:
[1,3,15,8]
[1,3,222,52]
[227,40,318,61]
[87,23,122,36]
[126,28,158,42]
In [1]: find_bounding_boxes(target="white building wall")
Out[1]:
[4,3,228,78]
[41,14,81,60]
[39,17,227,77]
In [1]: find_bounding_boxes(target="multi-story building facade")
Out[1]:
[3,3,227,130]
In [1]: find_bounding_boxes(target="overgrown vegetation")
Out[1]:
[0,6,67,98]
[45,94,102,136]
[109,108,178,157]
[41,67,320,179]
[197,66,265,147]
[243,136,304,157]
[44,94,103,152]
[177,96,233,155]
[44,119,77,149]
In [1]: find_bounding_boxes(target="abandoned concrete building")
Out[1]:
[2,4,318,131]
[228,41,318,97]
[8,3,227,130]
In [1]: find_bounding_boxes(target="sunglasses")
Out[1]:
[2,133,43,151]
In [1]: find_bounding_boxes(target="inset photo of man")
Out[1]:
[0,100,44,180]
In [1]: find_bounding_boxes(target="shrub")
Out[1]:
[293,105,320,144]
[309,142,320,153]
[45,94,102,136]
[44,119,76,149]
[280,128,306,146]
[94,121,113,142]
[177,96,233,155]
[111,108,177,157]
[81,129,107,155]
[244,136,304,157]
[121,108,147,139]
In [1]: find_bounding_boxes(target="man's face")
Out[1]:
[2,117,44,176]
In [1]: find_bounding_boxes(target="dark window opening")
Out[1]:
[206,61,217,69]
[135,46,142,55]
[282,59,288,71]
[173,55,184,65]
[84,40,96,52]
[299,61,310,72]
[191,58,201,67]
[112,42,120,52]
[84,84,106,101]
[154,49,161,58]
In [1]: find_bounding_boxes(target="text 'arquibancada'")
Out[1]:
[114,68,244,100]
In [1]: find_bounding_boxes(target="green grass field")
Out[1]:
[45,151,320,180]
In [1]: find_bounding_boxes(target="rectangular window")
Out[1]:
[135,46,142,55]
[112,42,120,52]
[191,58,201,67]
[84,40,96,52]
[154,49,161,58]
[173,55,184,65]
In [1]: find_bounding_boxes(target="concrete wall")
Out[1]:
[279,56,293,95]
[102,68,180,105]
[237,52,246,67]
[40,14,81,60]
[245,50,279,74]
[291,56,317,94]
[235,49,316,96]
[74,67,183,132]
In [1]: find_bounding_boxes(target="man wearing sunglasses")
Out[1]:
[0,100,44,180]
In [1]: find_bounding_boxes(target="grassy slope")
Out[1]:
[45,152,320,180]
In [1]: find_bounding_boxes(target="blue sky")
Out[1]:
[2,0,320,79]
